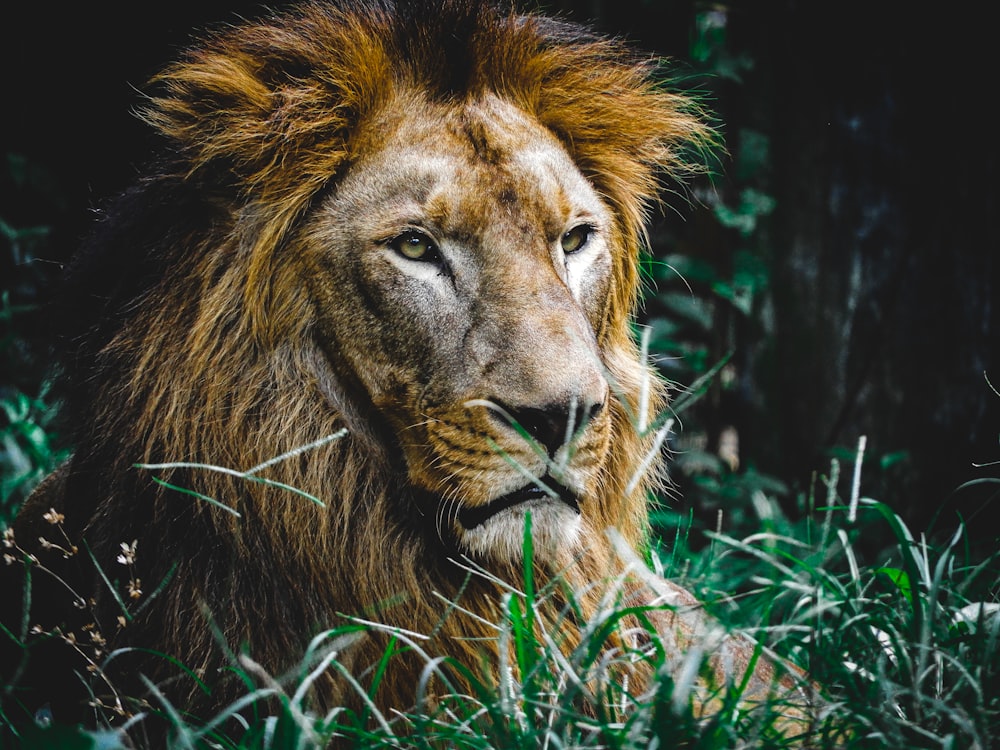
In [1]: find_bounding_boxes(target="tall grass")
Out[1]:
[4,440,997,749]
[656,446,1000,750]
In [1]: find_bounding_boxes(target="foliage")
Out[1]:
[3,448,997,748]
[638,4,785,536]
[659,458,1000,748]
[0,155,68,525]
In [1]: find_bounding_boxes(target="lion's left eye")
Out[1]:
[561,224,593,255]
[390,231,441,263]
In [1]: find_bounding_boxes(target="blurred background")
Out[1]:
[2,1,997,552]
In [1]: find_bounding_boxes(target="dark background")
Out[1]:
[2,2,997,547]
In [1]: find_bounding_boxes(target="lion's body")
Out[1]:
[1,0,817,739]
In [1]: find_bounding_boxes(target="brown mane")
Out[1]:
[1,0,717,733]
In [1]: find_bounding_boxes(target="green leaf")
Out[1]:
[876,566,913,602]
[659,291,714,331]
[713,188,776,237]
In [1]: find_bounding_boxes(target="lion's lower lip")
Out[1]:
[457,479,580,530]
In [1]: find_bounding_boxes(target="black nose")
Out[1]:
[493,398,604,456]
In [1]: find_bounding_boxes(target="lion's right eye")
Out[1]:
[561,224,594,255]
[389,231,440,263]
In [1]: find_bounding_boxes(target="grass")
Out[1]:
[3,438,997,749]
[680,500,998,749]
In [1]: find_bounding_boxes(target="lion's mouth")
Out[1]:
[457,477,580,530]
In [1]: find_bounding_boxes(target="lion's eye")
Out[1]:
[390,231,440,263]
[561,224,593,255]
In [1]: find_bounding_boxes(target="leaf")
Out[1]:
[876,566,912,603]
[659,291,714,331]
[864,500,924,634]
[713,188,776,237]
[879,450,910,470]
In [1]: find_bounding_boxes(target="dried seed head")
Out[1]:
[117,540,138,566]
[42,508,65,525]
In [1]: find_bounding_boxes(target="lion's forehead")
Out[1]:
[355,94,609,237]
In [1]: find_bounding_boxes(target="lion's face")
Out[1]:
[302,93,619,562]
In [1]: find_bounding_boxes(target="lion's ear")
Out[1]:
[139,9,393,203]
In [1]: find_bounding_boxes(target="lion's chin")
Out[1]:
[456,500,583,563]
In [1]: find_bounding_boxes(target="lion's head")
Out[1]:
[305,92,632,563]
[3,0,713,727]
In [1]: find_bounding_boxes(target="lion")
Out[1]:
[0,0,819,742]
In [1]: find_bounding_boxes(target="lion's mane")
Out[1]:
[3,0,713,727]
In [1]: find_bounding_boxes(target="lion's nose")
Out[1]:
[494,398,604,456]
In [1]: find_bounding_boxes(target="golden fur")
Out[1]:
[1,0,817,739]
